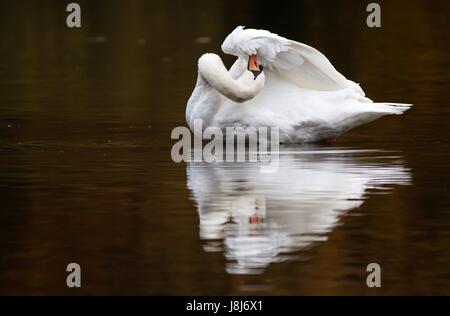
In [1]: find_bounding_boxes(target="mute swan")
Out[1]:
[186,26,412,143]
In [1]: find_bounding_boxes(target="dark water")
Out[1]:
[0,0,449,295]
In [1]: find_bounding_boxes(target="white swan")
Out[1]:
[186,26,412,143]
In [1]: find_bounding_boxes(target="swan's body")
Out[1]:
[186,26,412,143]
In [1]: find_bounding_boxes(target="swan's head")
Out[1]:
[221,26,290,68]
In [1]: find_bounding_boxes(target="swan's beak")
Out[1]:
[248,55,263,79]
[248,55,260,71]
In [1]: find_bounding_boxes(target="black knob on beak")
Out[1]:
[251,65,264,80]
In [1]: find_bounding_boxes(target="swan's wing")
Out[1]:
[222,26,364,95]
[279,40,364,94]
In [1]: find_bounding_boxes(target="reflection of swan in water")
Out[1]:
[186,146,411,275]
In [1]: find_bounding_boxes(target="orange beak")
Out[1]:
[248,55,260,71]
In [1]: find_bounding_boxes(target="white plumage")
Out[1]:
[186,26,412,143]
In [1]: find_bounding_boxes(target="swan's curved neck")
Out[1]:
[197,53,264,103]
[186,53,265,131]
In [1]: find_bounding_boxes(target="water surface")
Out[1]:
[0,0,449,295]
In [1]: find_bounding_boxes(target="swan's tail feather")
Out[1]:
[337,102,412,135]
[372,102,413,115]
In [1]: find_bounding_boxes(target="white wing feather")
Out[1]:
[222,26,364,95]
